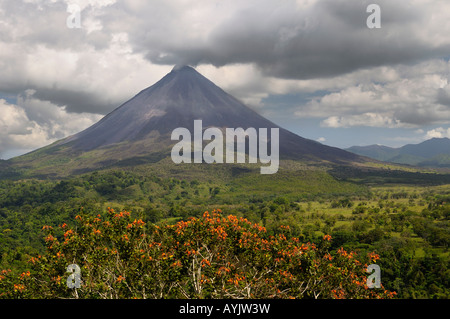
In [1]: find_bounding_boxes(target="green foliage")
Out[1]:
[0,170,448,298]
[331,198,354,208]
[0,209,395,299]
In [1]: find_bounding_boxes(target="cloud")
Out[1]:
[0,33,169,114]
[0,97,102,159]
[0,98,47,159]
[294,59,450,128]
[2,0,450,115]
[425,127,450,139]
[112,0,450,80]
[0,1,170,115]
[437,87,450,107]
[321,113,408,129]
[1,0,450,156]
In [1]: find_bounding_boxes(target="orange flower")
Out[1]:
[368,252,380,262]
[28,256,40,264]
[331,289,345,299]
[323,253,333,261]
[133,219,145,227]
[201,259,211,267]
[64,229,73,238]
[20,271,31,279]
[53,275,62,284]
[13,284,25,292]
[45,234,56,242]
[323,234,332,241]
[337,247,348,257]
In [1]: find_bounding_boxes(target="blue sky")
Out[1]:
[1,0,450,159]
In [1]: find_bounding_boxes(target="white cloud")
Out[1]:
[0,97,102,159]
[321,113,410,129]
[317,137,326,142]
[0,99,46,158]
[425,127,450,139]
[0,0,170,115]
[293,59,450,128]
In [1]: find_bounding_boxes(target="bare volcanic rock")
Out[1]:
[58,65,360,163]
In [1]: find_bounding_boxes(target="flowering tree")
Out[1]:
[0,208,396,299]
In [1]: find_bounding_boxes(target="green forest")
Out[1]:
[0,167,448,298]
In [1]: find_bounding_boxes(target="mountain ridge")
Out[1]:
[346,137,450,167]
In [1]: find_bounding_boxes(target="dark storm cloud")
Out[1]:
[437,88,450,107]
[122,0,450,80]
[32,88,122,115]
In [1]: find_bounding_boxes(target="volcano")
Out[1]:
[59,66,359,160]
[8,65,364,177]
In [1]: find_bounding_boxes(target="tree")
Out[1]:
[0,209,396,299]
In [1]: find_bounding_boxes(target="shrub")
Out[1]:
[0,209,395,299]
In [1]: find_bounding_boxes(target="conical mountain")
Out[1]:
[60,65,279,150]
[59,65,360,162]
[8,65,364,178]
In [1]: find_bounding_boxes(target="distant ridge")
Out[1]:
[346,138,450,167]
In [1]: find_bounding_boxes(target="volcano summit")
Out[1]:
[7,65,364,177]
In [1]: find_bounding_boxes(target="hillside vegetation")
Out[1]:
[0,167,449,298]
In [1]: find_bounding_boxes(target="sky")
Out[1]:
[1,0,450,159]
